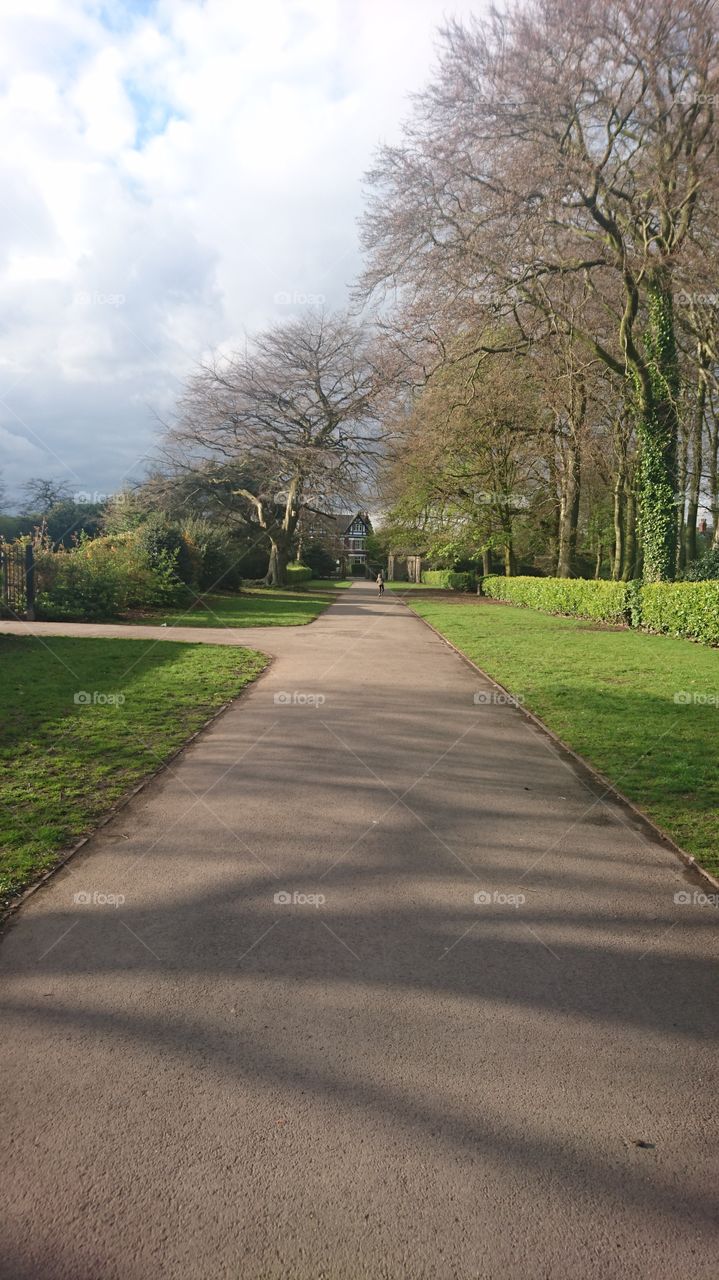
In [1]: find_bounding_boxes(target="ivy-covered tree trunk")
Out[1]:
[634,274,680,582]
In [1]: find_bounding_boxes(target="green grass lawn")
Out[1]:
[408,598,719,876]
[0,635,268,907]
[135,582,348,629]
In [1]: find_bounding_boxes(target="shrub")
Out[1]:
[683,547,719,581]
[640,581,719,645]
[624,579,644,629]
[181,517,242,591]
[303,542,337,579]
[480,575,631,623]
[35,532,186,620]
[286,563,313,583]
[137,515,196,586]
[421,569,477,591]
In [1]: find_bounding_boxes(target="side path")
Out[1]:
[1,582,717,1279]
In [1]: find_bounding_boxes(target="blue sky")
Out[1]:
[0,0,480,509]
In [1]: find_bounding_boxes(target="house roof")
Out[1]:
[321,510,371,535]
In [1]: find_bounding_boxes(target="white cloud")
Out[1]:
[0,0,482,507]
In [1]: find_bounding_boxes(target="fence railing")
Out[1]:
[0,541,35,619]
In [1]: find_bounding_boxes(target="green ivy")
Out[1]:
[634,276,679,583]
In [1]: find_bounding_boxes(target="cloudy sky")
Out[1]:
[0,0,480,510]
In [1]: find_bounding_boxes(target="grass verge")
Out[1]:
[385,582,449,591]
[131,584,347,629]
[0,635,268,907]
[408,598,719,877]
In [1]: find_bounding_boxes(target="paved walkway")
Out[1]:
[1,582,717,1278]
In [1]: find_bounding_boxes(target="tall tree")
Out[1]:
[361,0,719,580]
[164,312,384,585]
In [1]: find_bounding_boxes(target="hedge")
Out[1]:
[421,569,477,591]
[286,563,313,583]
[480,575,719,645]
[480,576,631,623]
[639,581,719,646]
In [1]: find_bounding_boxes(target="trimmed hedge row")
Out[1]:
[640,581,719,646]
[421,569,477,591]
[480,575,719,645]
[481,576,630,622]
[286,563,313,583]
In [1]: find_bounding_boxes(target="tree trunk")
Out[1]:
[497,502,516,576]
[708,391,719,548]
[545,445,561,572]
[675,419,688,575]
[635,272,679,582]
[684,374,706,566]
[264,477,302,586]
[482,548,491,576]
[612,474,624,580]
[264,536,291,586]
[621,487,637,580]
[557,438,581,578]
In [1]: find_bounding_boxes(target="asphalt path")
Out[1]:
[1,581,717,1278]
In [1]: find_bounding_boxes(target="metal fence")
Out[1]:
[0,541,35,619]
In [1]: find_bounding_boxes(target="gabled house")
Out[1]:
[299,509,373,576]
[336,511,372,574]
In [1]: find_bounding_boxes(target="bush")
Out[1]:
[480,575,631,622]
[303,542,337,579]
[0,515,35,541]
[137,515,196,586]
[35,532,186,620]
[286,563,313,583]
[181,517,242,591]
[624,579,644,629]
[421,569,477,591]
[640,581,719,645]
[683,547,719,581]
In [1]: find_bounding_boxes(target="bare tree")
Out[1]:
[361,0,719,580]
[21,477,71,516]
[164,312,384,585]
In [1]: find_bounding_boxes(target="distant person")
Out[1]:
[376,571,385,596]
